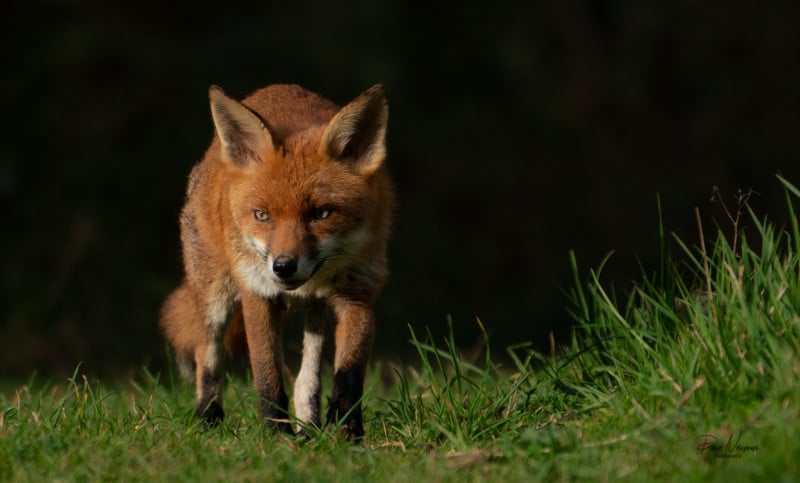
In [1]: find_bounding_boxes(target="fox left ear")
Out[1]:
[209,85,274,168]
[321,84,388,176]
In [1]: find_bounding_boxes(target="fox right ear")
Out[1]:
[209,86,274,168]
[321,84,388,176]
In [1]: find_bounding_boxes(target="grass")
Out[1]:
[2,177,800,482]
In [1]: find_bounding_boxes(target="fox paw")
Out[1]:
[335,421,365,441]
[195,402,225,426]
[326,405,364,441]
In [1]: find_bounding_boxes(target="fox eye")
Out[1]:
[253,209,271,222]
[311,206,333,221]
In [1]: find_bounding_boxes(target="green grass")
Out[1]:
[3,178,799,482]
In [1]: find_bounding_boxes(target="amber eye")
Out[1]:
[311,206,333,221]
[253,209,271,222]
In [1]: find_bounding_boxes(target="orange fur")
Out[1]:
[159,84,391,438]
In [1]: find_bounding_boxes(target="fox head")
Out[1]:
[208,85,389,295]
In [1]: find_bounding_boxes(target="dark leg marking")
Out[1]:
[195,369,224,425]
[259,390,293,434]
[326,366,365,440]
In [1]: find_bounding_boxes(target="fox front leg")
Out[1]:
[326,298,375,440]
[293,303,326,433]
[193,341,226,424]
[240,291,292,433]
[193,284,236,424]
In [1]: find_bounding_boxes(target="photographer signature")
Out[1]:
[697,429,759,458]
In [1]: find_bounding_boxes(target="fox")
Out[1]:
[159,83,392,440]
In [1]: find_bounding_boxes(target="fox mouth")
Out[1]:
[275,279,306,291]
[272,259,325,291]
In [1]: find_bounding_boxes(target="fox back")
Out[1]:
[160,84,392,439]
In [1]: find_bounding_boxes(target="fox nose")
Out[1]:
[272,255,298,279]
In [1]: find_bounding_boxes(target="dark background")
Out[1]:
[2,1,799,380]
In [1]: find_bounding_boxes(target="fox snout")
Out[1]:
[267,252,321,290]
[272,255,298,279]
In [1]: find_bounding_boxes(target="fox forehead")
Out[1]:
[279,124,327,154]
[231,152,370,214]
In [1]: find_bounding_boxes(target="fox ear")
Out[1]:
[321,84,388,176]
[209,86,274,168]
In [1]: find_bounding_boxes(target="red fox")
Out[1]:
[160,83,392,439]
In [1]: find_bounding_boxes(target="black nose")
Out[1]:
[272,255,298,279]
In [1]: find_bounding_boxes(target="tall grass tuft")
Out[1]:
[379,319,540,449]
[544,176,799,468]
